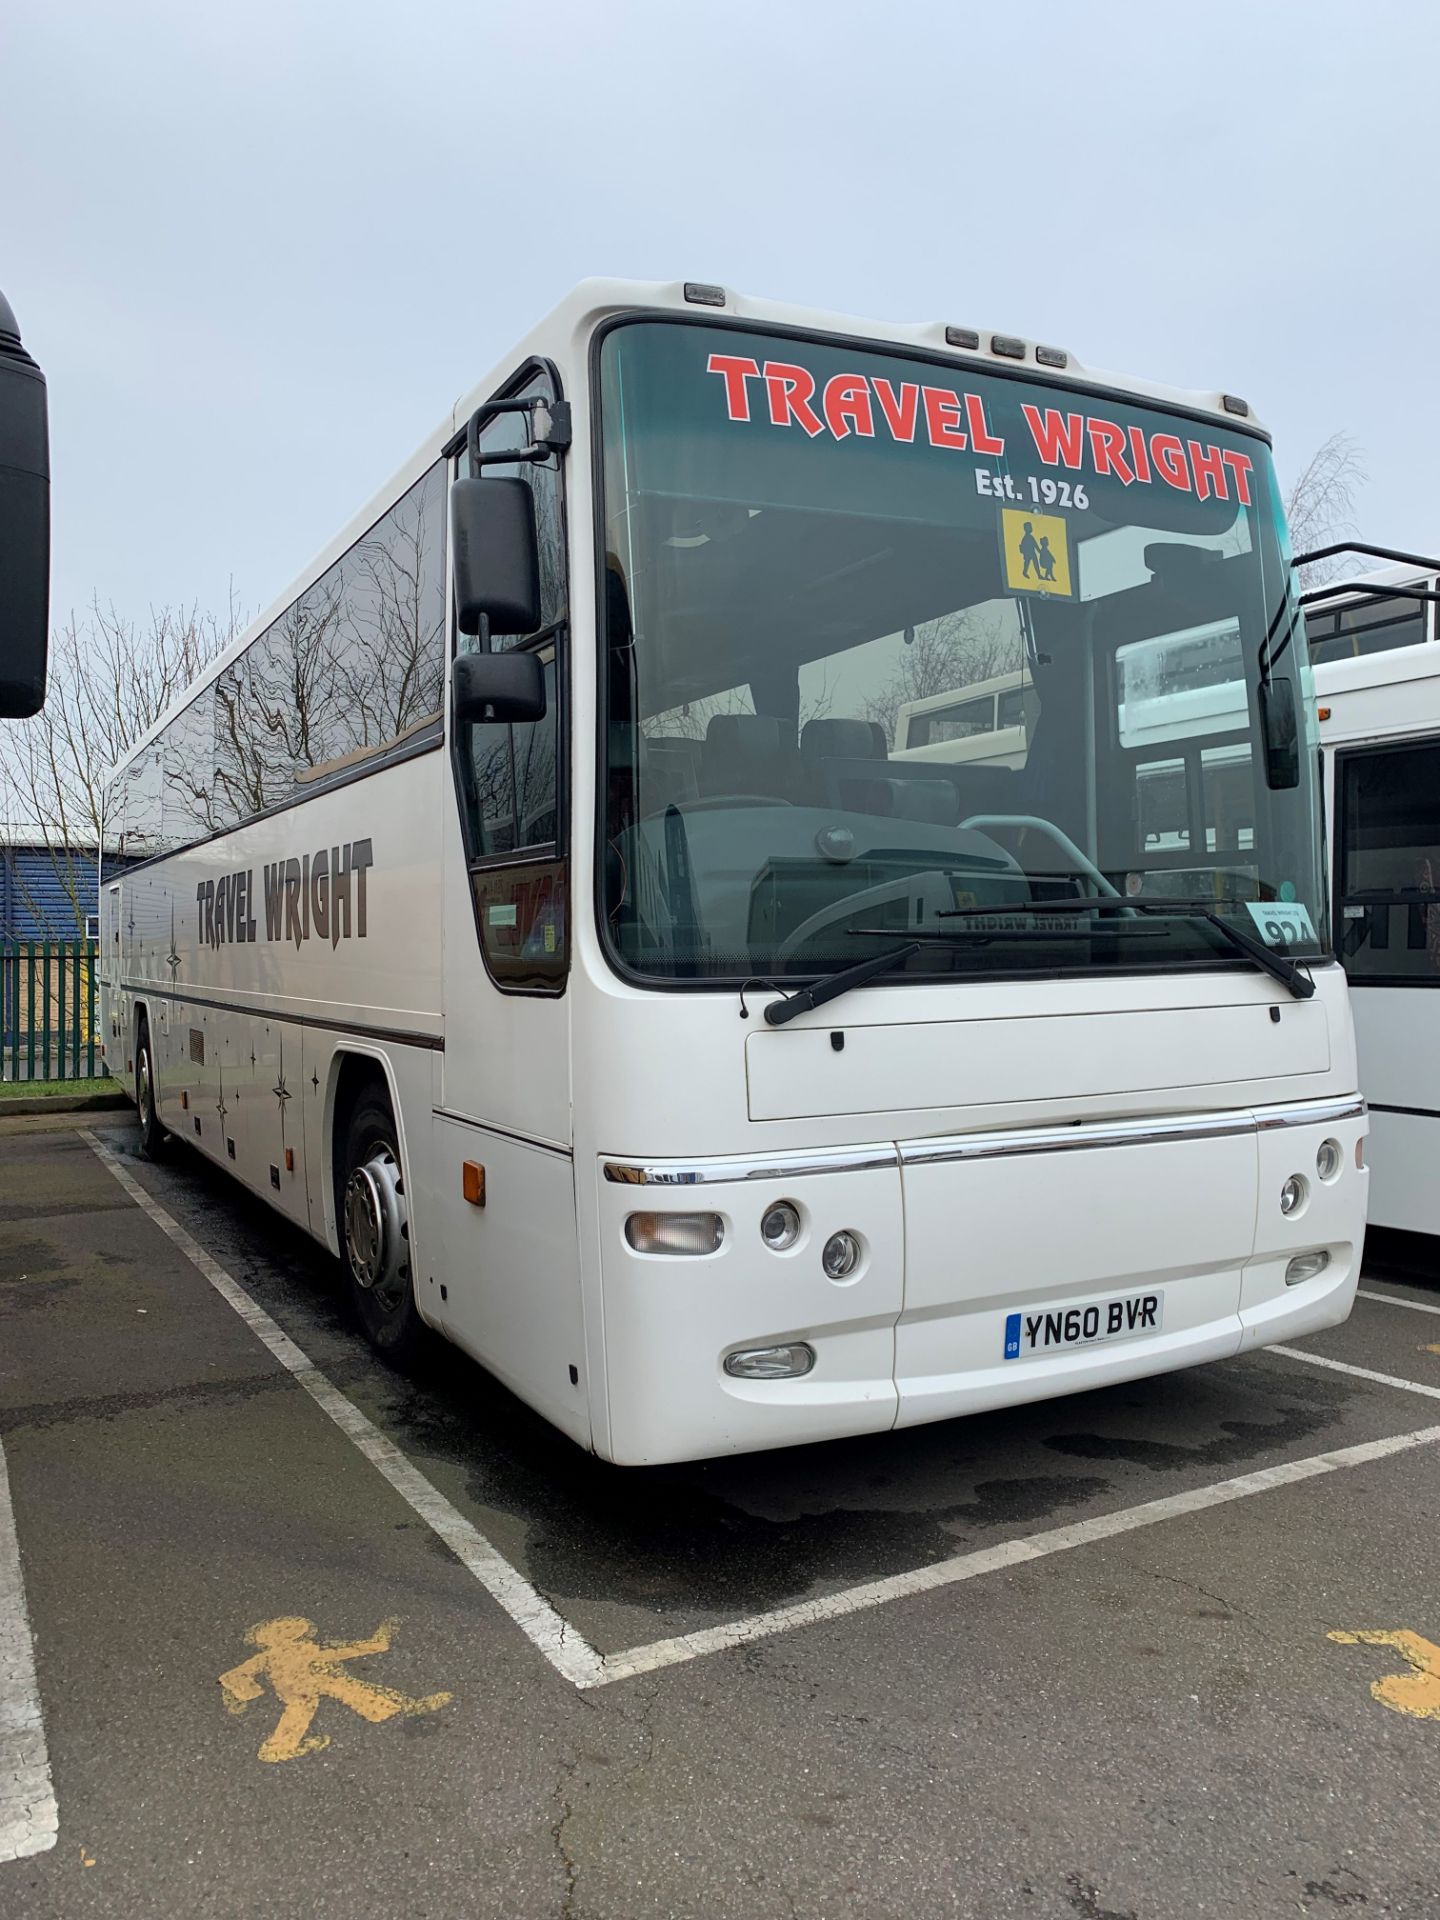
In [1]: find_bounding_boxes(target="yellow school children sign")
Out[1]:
[1001,507,1074,598]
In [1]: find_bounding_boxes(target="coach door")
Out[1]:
[429,366,588,1446]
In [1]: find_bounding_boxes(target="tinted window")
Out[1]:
[162,689,220,847]
[909,694,995,746]
[1338,739,1440,982]
[130,459,450,844]
[1307,592,1427,665]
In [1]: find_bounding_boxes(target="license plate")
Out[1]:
[1003,1290,1164,1360]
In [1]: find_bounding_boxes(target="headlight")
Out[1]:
[624,1211,724,1255]
[760,1201,802,1251]
[821,1230,862,1279]
[1280,1175,1307,1217]
[1316,1139,1342,1182]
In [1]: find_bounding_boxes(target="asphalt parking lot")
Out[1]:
[3,1110,1440,1920]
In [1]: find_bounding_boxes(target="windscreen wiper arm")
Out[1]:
[763,942,922,1027]
[941,895,1315,998]
[1131,903,1315,999]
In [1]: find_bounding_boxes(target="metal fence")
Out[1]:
[1,939,108,1082]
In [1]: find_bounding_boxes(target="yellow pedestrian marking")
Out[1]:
[219,1615,452,1763]
[1001,506,1074,597]
[1328,1629,1440,1721]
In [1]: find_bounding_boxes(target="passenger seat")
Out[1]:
[700,714,799,801]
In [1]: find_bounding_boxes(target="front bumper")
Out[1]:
[595,1095,1368,1464]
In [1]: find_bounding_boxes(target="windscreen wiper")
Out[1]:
[939,895,1315,998]
[763,942,921,1027]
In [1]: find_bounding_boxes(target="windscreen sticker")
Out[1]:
[1244,900,1316,948]
[1001,507,1074,598]
[705,353,1254,504]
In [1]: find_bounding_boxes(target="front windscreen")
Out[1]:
[598,321,1327,987]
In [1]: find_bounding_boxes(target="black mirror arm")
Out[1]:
[465,399,572,470]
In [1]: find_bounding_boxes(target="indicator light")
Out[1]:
[724,1343,815,1380]
[1285,1251,1330,1286]
[625,1211,725,1255]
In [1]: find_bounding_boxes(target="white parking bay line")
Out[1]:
[595,1422,1440,1684]
[80,1130,605,1691]
[0,1439,58,1864]
[82,1128,1440,1695]
[1270,1344,1440,1401]
[1359,1287,1440,1319]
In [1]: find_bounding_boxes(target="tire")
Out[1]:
[336,1083,426,1368]
[135,1014,167,1160]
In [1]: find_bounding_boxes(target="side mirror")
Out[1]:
[0,289,50,718]
[453,647,546,725]
[451,475,540,637]
[1259,676,1300,790]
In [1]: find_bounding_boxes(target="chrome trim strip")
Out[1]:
[1252,1096,1368,1132]
[900,1109,1254,1167]
[602,1097,1366,1186]
[901,1096,1367,1168]
[603,1144,899,1186]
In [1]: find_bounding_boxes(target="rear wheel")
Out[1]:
[337,1084,425,1367]
[135,1014,166,1160]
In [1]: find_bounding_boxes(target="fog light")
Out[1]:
[1280,1175,1307,1216]
[1285,1250,1331,1286]
[724,1343,815,1380]
[625,1211,724,1255]
[761,1201,802,1251]
[821,1230,862,1279]
[1316,1139,1342,1182]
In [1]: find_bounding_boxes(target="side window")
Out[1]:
[1307,594,1427,666]
[161,689,219,848]
[211,462,446,831]
[455,370,568,992]
[114,742,164,856]
[1337,740,1440,983]
[912,693,996,746]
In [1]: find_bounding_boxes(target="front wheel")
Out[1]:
[135,1015,167,1160]
[337,1086,426,1368]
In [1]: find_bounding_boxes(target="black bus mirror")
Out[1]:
[451,476,540,638]
[0,288,50,718]
[453,647,546,725]
[1259,675,1299,790]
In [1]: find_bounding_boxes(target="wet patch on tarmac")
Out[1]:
[0,1368,295,1435]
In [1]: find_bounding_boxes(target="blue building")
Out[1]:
[0,838,121,940]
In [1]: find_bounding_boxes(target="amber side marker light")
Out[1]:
[462,1161,486,1207]
[1318,705,1332,721]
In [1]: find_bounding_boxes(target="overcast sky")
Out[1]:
[3,0,1436,634]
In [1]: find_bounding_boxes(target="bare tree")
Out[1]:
[1,593,244,932]
[863,610,1017,749]
[1285,432,1367,589]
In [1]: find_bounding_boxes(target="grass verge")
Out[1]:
[0,1076,118,1100]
